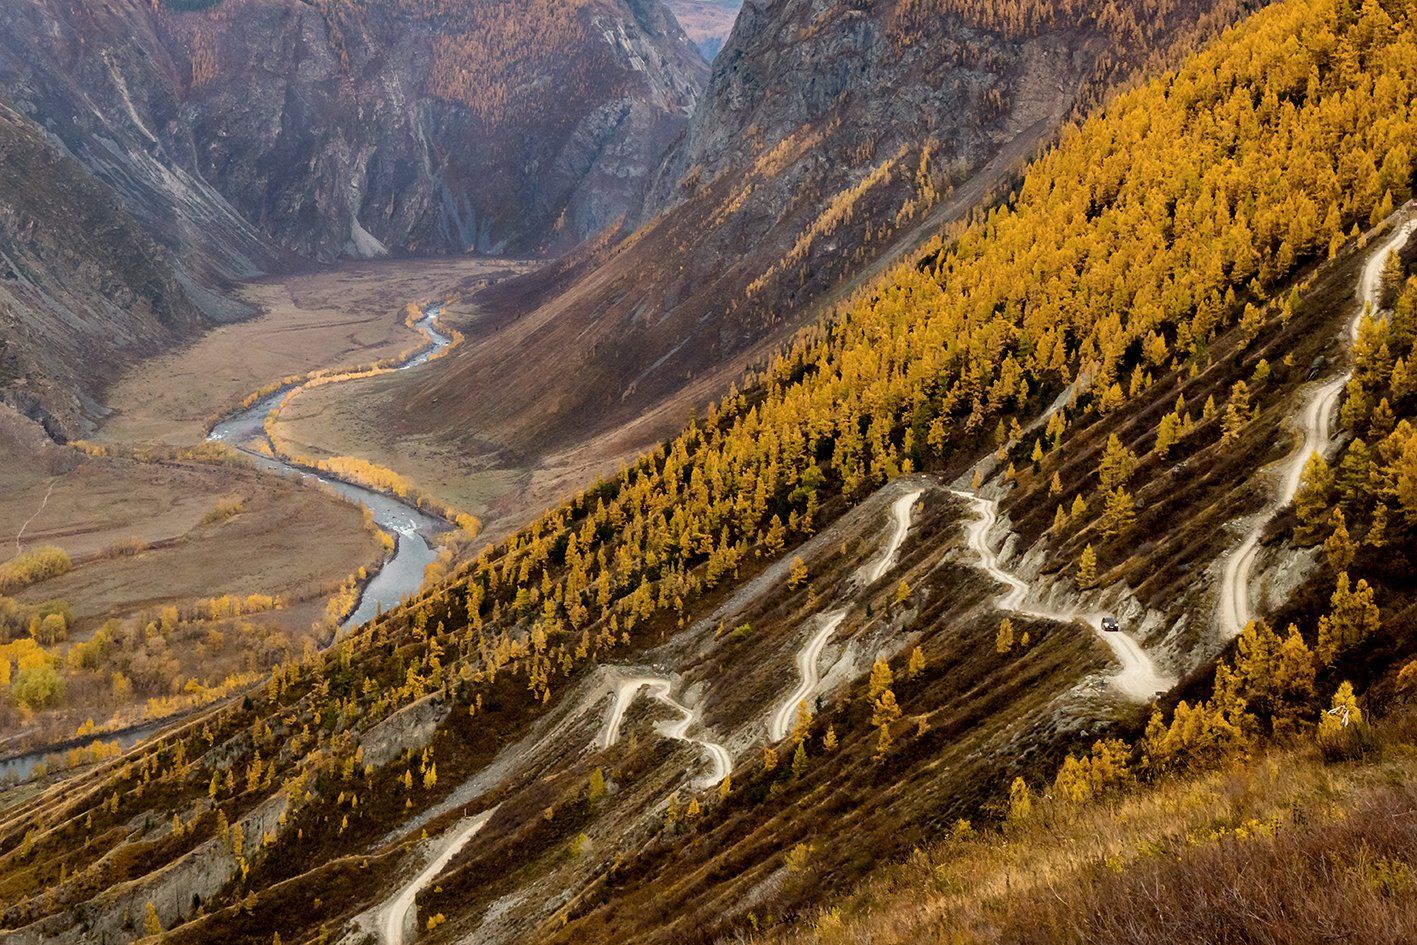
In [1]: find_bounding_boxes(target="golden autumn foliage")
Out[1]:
[11,0,1417,925]
[0,546,72,593]
[407,0,1417,720]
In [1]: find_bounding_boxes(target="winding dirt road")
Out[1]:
[376,807,496,945]
[951,489,1171,701]
[600,677,731,788]
[1219,214,1416,640]
[767,486,924,740]
[766,608,848,741]
[863,489,925,584]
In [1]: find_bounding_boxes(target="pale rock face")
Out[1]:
[0,103,207,438]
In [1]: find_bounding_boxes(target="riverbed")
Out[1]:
[2,307,464,785]
[208,307,455,630]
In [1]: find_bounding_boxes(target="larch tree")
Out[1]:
[1098,434,1137,492]
[996,618,1015,654]
[1317,573,1380,664]
[1324,508,1356,572]
[1294,452,1335,539]
[868,657,894,699]
[1101,487,1136,537]
[1077,544,1097,587]
[1007,777,1032,822]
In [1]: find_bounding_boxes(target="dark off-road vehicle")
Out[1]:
[1101,616,1121,632]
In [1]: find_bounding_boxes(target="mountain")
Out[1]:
[0,0,707,437]
[665,0,742,58]
[0,104,211,438]
[377,0,1255,525]
[8,1,1417,943]
[0,0,707,265]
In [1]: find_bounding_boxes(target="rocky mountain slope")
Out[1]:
[0,0,706,265]
[0,0,707,436]
[361,0,1254,533]
[665,0,742,58]
[0,104,210,438]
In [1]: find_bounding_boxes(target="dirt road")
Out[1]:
[376,807,497,945]
[767,608,848,741]
[951,489,1171,701]
[601,676,731,788]
[767,486,924,740]
[1219,212,1416,640]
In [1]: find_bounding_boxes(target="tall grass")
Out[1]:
[1005,783,1417,944]
[765,737,1417,945]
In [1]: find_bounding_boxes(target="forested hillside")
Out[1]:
[4,0,1417,941]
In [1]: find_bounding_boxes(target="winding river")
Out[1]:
[208,306,454,630]
[0,307,455,785]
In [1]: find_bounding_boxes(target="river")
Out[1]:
[1,307,454,785]
[208,305,454,629]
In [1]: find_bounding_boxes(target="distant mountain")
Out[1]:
[0,0,708,435]
[666,0,742,58]
[0,0,707,266]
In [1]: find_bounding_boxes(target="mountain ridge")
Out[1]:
[0,0,707,267]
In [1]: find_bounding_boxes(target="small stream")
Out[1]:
[1,308,455,785]
[0,720,164,784]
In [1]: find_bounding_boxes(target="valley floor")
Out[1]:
[0,256,527,764]
[98,258,530,449]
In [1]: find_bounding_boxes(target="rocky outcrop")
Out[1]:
[359,692,450,771]
[2,792,287,945]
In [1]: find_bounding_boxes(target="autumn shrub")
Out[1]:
[101,536,148,558]
[202,497,245,525]
[12,663,63,709]
[31,613,66,646]
[0,547,72,592]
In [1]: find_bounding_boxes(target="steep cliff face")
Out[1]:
[0,105,207,438]
[0,0,706,264]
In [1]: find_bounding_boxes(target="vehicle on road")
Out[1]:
[1101,616,1120,632]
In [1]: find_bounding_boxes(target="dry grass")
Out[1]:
[759,730,1417,945]
[98,257,527,447]
[0,407,382,747]
[269,372,524,534]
